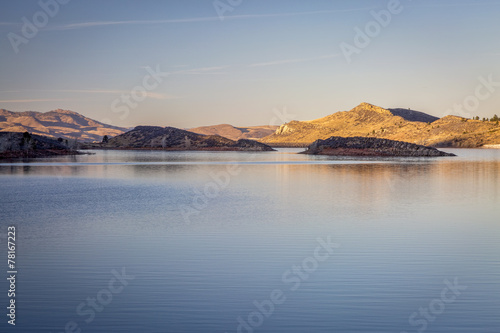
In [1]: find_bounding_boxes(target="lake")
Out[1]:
[0,148,499,332]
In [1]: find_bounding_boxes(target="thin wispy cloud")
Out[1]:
[177,66,230,75]
[0,51,337,104]
[249,54,340,67]
[59,89,180,100]
[46,7,375,31]
[58,89,125,94]
[222,8,377,20]
[144,92,179,100]
[0,90,24,94]
[0,89,123,95]
[0,90,180,102]
[170,54,340,75]
[0,99,68,103]
[47,20,170,31]
[408,1,500,8]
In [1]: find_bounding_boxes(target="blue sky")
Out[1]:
[0,0,499,128]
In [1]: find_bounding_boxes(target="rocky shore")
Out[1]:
[0,132,79,159]
[302,136,456,157]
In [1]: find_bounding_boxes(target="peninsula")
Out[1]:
[0,132,80,159]
[101,126,275,151]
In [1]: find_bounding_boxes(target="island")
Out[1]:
[301,136,456,157]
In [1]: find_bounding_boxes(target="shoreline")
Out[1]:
[0,149,83,160]
[81,146,275,152]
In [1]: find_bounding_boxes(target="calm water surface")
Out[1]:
[0,148,499,332]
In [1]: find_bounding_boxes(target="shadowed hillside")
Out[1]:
[0,132,79,159]
[388,108,439,123]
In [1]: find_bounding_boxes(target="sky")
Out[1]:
[0,0,499,128]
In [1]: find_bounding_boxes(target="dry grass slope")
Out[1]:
[261,103,500,147]
[0,109,128,142]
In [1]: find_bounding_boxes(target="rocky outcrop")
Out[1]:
[0,132,79,159]
[105,126,275,151]
[275,123,295,135]
[302,136,455,157]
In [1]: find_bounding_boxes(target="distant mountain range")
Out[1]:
[0,109,127,142]
[261,103,500,147]
[188,124,277,141]
[0,108,276,143]
[1,104,500,148]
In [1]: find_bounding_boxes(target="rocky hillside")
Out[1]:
[189,124,277,141]
[0,132,79,159]
[105,126,275,151]
[302,136,455,157]
[261,103,500,148]
[0,109,127,142]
